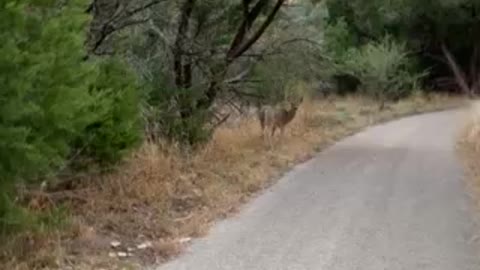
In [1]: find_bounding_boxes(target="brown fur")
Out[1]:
[257,99,302,137]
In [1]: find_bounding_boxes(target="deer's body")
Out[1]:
[257,101,301,137]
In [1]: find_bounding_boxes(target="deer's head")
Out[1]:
[287,96,303,113]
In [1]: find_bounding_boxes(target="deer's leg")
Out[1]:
[260,124,269,144]
[280,126,285,139]
[263,127,272,147]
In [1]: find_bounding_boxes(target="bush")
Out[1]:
[0,0,93,229]
[322,18,361,95]
[323,18,357,64]
[145,78,213,146]
[0,1,95,183]
[0,0,141,230]
[247,44,317,105]
[74,58,142,164]
[342,37,424,102]
[158,109,212,146]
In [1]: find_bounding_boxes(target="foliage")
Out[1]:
[321,17,360,95]
[145,83,213,146]
[0,0,141,230]
[325,0,480,91]
[0,200,69,234]
[253,2,326,102]
[249,47,317,104]
[342,37,423,101]
[323,17,356,64]
[75,58,142,164]
[0,0,94,185]
[0,0,89,229]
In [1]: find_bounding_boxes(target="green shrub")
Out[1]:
[0,0,96,183]
[248,47,315,105]
[159,109,212,146]
[0,0,141,229]
[0,0,93,229]
[323,17,357,64]
[0,197,69,234]
[145,78,213,146]
[322,18,361,95]
[74,58,142,164]
[342,37,424,102]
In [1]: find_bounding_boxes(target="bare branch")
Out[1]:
[224,68,253,84]
[211,113,231,129]
[87,0,167,55]
[250,37,322,58]
[91,18,149,55]
[230,87,265,99]
[124,0,166,18]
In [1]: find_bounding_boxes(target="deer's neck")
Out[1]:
[285,109,297,121]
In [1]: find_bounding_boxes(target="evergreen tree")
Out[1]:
[0,0,141,230]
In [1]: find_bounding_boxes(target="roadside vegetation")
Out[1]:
[459,102,480,215]
[0,0,477,269]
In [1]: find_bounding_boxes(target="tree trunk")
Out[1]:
[173,0,196,89]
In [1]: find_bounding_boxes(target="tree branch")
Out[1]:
[228,0,269,59]
[227,0,286,62]
[124,0,166,18]
[235,37,323,65]
[91,18,149,55]
[224,68,253,84]
[87,0,166,55]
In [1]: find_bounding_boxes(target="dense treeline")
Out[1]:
[0,0,478,232]
[325,0,480,95]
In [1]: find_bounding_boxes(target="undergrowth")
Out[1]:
[458,100,480,214]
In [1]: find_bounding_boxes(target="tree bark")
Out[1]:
[227,0,286,62]
[173,0,196,89]
[228,0,269,58]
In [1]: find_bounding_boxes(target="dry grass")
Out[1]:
[1,93,464,269]
[458,100,480,213]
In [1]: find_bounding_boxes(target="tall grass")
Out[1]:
[458,100,480,214]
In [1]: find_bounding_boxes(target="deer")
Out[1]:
[257,97,303,141]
